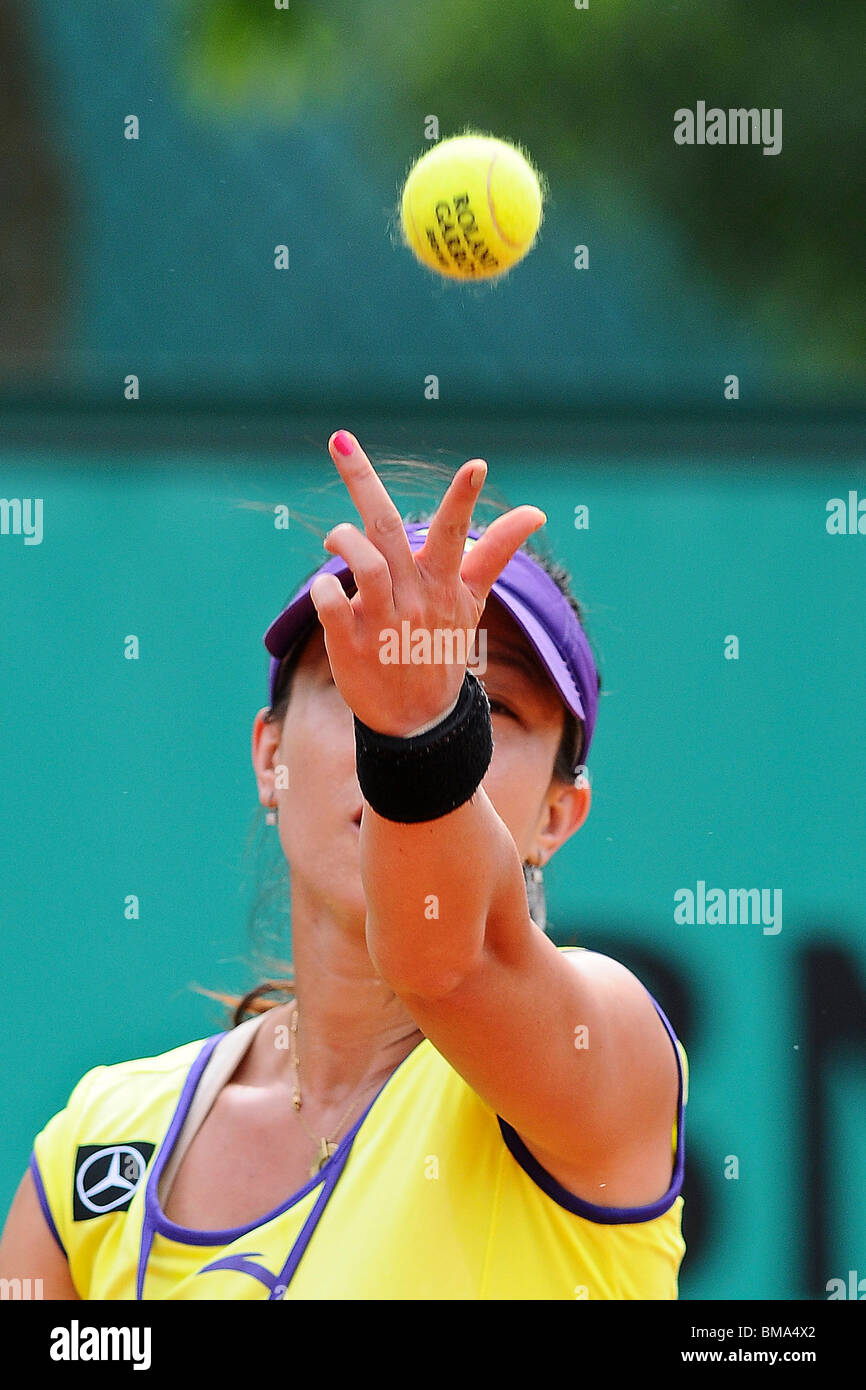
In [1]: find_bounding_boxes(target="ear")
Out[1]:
[251,708,282,809]
[533,781,591,865]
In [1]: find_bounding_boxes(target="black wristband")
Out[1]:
[353,672,493,824]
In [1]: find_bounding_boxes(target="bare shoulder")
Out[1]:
[520,947,682,1209]
[561,947,676,1032]
[563,944,657,989]
[562,947,681,1099]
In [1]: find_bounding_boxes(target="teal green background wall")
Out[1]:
[1,434,863,1299]
[1,0,863,1302]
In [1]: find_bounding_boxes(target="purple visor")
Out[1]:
[263,523,599,765]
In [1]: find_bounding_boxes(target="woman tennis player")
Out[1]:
[0,430,686,1299]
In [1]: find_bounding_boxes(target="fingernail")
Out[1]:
[333,430,354,456]
[470,463,486,488]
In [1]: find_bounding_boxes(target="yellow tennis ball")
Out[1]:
[399,133,545,281]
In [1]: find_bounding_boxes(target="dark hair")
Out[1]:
[211,463,601,1026]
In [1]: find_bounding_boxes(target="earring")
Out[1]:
[265,804,278,826]
[573,764,590,787]
[522,858,547,932]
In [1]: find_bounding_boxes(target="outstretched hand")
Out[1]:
[309,430,546,737]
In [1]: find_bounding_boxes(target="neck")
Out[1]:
[278,886,423,1108]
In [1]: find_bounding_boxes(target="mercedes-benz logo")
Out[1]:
[75,1145,147,1215]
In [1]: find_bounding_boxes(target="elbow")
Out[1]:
[367,933,484,1003]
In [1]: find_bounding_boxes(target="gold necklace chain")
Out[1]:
[288,1001,376,1177]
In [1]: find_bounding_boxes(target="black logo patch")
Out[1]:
[73,1143,155,1221]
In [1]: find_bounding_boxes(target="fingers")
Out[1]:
[309,572,355,646]
[323,521,395,620]
[325,429,547,620]
[420,459,487,580]
[327,431,417,592]
[459,505,547,602]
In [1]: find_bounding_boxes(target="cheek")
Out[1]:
[276,697,355,829]
[284,738,332,806]
[482,725,556,845]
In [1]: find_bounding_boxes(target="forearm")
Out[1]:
[360,787,528,998]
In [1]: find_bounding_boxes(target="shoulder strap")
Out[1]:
[158,1011,271,1203]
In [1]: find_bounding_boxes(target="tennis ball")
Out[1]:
[399,133,545,281]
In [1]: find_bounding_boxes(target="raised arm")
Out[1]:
[311,430,679,1204]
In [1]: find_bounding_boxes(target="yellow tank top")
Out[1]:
[30,956,687,1300]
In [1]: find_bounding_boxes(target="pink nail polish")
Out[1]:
[333,430,354,456]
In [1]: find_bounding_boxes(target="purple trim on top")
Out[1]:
[142,1031,330,1254]
[263,1037,429,1297]
[137,1025,427,1299]
[267,1108,359,1299]
[28,1150,66,1258]
[198,1252,280,1294]
[195,1045,425,1298]
[136,1032,223,1300]
[497,992,686,1226]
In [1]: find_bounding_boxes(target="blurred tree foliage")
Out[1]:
[176,0,863,380]
[176,0,343,118]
